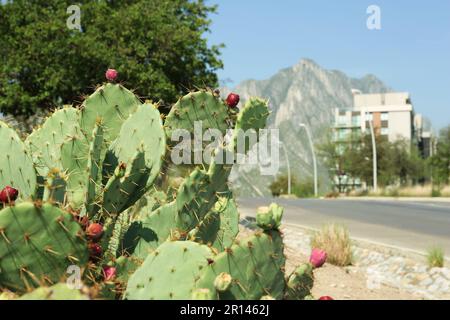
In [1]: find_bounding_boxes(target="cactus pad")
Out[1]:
[125,241,214,300]
[285,263,314,300]
[165,91,231,144]
[18,283,90,300]
[0,203,89,292]
[79,84,141,145]
[0,122,36,200]
[196,230,286,300]
[25,107,80,177]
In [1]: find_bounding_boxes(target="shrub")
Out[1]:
[310,224,353,266]
[427,246,445,268]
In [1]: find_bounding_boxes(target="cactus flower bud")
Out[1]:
[86,223,103,240]
[214,272,232,292]
[226,93,240,108]
[103,266,117,281]
[105,68,118,81]
[0,186,19,204]
[88,242,102,259]
[309,248,327,268]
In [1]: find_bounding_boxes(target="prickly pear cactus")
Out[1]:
[285,263,314,300]
[0,74,314,300]
[0,122,37,200]
[124,241,215,300]
[79,83,141,145]
[195,230,287,300]
[0,203,89,292]
[164,90,231,143]
[18,283,90,300]
[25,107,80,177]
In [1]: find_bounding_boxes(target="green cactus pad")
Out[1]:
[42,169,67,205]
[86,123,105,216]
[25,107,81,177]
[191,288,214,300]
[0,203,89,293]
[0,122,37,200]
[102,150,150,216]
[196,230,286,300]
[108,103,166,194]
[165,91,231,144]
[79,83,141,145]
[123,202,178,259]
[125,241,215,300]
[60,132,90,209]
[175,168,215,231]
[132,190,167,221]
[18,283,90,300]
[230,98,270,153]
[189,196,239,251]
[285,263,314,300]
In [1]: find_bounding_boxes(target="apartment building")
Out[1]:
[334,90,432,157]
[332,91,433,191]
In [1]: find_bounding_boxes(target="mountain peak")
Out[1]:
[227,59,393,196]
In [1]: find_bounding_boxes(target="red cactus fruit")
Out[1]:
[226,93,240,108]
[86,223,104,240]
[103,266,117,281]
[105,68,118,81]
[88,242,102,258]
[318,296,334,300]
[0,186,19,204]
[309,248,327,268]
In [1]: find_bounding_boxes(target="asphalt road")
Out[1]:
[237,198,450,253]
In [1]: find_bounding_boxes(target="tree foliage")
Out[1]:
[319,132,428,191]
[0,0,223,116]
[431,126,450,185]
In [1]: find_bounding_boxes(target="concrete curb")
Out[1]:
[334,196,450,203]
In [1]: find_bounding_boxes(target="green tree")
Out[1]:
[431,126,450,185]
[319,132,429,190]
[317,132,356,192]
[0,0,223,117]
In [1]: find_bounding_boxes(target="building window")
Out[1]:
[381,112,389,121]
[365,113,373,121]
[338,115,347,126]
[352,115,360,126]
[381,127,389,135]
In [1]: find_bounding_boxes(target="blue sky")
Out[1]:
[207,0,450,130]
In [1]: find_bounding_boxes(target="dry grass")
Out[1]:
[427,246,445,268]
[310,223,353,266]
[350,184,450,198]
[441,185,450,197]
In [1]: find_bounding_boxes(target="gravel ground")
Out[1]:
[239,220,450,300]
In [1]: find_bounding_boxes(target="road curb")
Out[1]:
[335,196,450,203]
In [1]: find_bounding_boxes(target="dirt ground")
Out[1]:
[284,245,422,300]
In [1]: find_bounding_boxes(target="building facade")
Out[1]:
[332,90,433,191]
[334,91,432,152]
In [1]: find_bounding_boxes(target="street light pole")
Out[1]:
[280,142,291,195]
[300,123,318,197]
[366,112,378,192]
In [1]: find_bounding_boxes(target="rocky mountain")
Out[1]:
[223,58,391,196]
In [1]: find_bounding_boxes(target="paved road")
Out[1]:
[237,198,450,253]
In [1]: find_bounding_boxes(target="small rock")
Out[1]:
[419,278,433,287]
